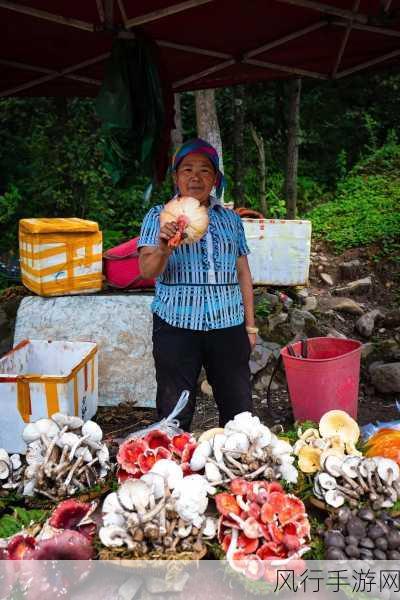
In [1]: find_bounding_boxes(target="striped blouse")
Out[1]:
[138,197,250,331]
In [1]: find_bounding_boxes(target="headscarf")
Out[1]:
[171,138,226,198]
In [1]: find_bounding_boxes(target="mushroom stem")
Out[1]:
[34,488,58,502]
[247,464,269,479]
[335,484,359,500]
[225,454,246,474]
[64,456,84,487]
[208,458,236,480]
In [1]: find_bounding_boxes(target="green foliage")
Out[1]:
[255,298,272,320]
[307,143,400,257]
[0,506,48,538]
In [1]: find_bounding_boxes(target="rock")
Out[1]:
[356,309,383,338]
[200,380,213,397]
[254,291,280,308]
[320,273,334,286]
[333,276,372,296]
[249,337,281,375]
[303,296,318,312]
[14,295,157,407]
[290,308,317,336]
[383,309,400,329]
[339,260,361,280]
[369,362,400,394]
[327,328,347,339]
[267,312,288,332]
[295,288,309,300]
[361,343,374,360]
[318,296,364,315]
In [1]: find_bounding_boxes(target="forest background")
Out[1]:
[0,68,399,286]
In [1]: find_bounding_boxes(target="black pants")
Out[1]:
[152,313,252,431]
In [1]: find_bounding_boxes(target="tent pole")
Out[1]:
[336,48,400,78]
[96,0,105,23]
[173,59,235,88]
[245,21,327,58]
[125,0,213,28]
[0,0,93,31]
[117,0,128,25]
[333,20,400,39]
[276,0,368,24]
[332,0,360,78]
[244,58,327,80]
[0,58,101,86]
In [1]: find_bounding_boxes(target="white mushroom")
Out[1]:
[341,456,361,478]
[223,432,250,456]
[270,439,293,457]
[189,441,212,471]
[25,441,44,465]
[56,432,81,450]
[324,489,345,508]
[117,479,153,513]
[204,461,221,483]
[140,472,166,499]
[75,447,93,463]
[377,458,400,486]
[149,459,183,490]
[0,449,10,464]
[99,526,135,549]
[102,492,124,515]
[317,473,337,490]
[22,419,59,443]
[202,517,217,539]
[103,512,126,528]
[0,461,10,480]
[278,463,298,484]
[211,433,227,464]
[313,478,324,500]
[323,455,344,478]
[10,454,22,470]
[51,413,84,430]
[82,421,103,443]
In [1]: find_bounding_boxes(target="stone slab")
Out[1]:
[14,294,156,407]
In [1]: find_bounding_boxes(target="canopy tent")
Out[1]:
[1,0,400,98]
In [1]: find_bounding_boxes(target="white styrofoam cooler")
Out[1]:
[0,339,98,453]
[242,218,312,286]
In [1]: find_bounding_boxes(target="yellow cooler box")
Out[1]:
[19,218,103,296]
[0,339,98,453]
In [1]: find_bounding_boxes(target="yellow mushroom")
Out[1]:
[329,435,345,451]
[320,447,345,466]
[345,441,362,457]
[298,446,322,474]
[319,410,360,445]
[300,428,320,442]
[198,428,225,443]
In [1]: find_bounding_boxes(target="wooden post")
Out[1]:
[284,78,302,220]
[171,93,183,149]
[195,89,224,200]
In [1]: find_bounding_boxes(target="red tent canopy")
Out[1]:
[1,0,400,97]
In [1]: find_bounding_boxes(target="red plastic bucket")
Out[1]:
[281,337,362,422]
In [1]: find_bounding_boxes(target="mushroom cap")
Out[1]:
[82,420,103,442]
[190,441,212,471]
[0,460,10,480]
[22,419,59,443]
[149,458,183,490]
[0,449,10,464]
[298,446,321,473]
[198,428,224,443]
[224,432,250,455]
[323,454,344,478]
[118,478,154,512]
[324,489,345,508]
[300,428,320,442]
[319,410,360,445]
[51,413,84,430]
[376,457,400,482]
[317,473,337,490]
[341,456,361,478]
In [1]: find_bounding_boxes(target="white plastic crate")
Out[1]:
[242,218,312,286]
[0,339,98,453]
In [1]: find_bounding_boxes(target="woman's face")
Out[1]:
[174,153,217,206]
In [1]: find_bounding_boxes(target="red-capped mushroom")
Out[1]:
[243,554,265,581]
[49,499,92,531]
[237,533,259,555]
[143,429,171,450]
[215,493,241,517]
[171,433,195,456]
[25,530,93,560]
[117,439,148,474]
[7,535,36,560]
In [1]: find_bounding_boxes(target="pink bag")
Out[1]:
[103,237,155,290]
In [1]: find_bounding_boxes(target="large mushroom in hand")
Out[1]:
[160,196,209,248]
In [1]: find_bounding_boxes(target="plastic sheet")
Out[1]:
[361,400,400,440]
[120,390,190,441]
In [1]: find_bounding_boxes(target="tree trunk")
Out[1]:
[171,92,183,149]
[195,89,224,200]
[284,78,302,219]
[233,85,245,206]
[250,124,267,217]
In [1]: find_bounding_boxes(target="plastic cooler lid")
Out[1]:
[19,218,99,234]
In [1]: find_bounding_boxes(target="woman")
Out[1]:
[138,138,257,430]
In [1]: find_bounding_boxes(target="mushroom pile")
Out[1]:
[216,480,310,582]
[0,499,95,559]
[191,412,298,485]
[99,459,217,557]
[323,505,400,560]
[313,455,400,510]
[117,430,196,482]
[295,410,361,474]
[22,414,110,500]
[0,449,23,493]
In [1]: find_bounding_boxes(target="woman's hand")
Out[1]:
[158,221,178,254]
[248,332,257,351]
